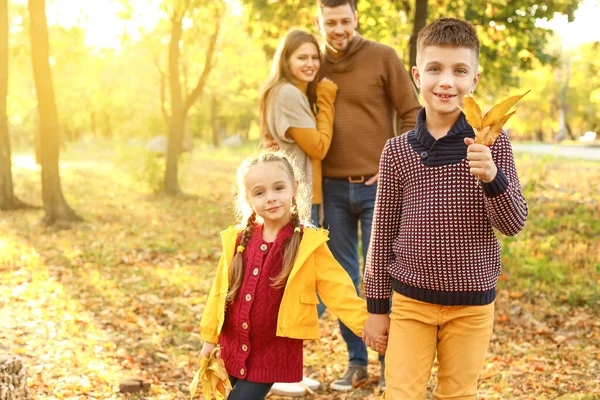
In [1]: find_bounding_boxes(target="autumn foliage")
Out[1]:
[459,90,531,146]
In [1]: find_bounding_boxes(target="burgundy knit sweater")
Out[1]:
[364,109,528,312]
[220,223,303,383]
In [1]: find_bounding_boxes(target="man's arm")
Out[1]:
[383,47,421,134]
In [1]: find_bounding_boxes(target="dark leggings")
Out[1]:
[228,377,273,400]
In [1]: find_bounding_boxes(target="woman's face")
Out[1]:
[287,42,320,83]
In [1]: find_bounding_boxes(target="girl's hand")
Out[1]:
[201,342,217,359]
[320,77,335,84]
[375,334,388,355]
[464,137,498,183]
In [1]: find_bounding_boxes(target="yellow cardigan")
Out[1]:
[200,226,368,344]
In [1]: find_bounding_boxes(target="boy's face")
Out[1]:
[412,45,480,118]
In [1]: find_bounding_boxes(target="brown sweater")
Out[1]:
[319,35,421,178]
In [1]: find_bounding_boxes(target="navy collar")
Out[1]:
[414,108,473,148]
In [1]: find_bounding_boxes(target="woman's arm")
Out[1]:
[287,80,338,160]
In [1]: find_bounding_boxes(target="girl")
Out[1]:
[199,152,385,399]
[259,29,338,226]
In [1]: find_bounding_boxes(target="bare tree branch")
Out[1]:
[183,4,223,115]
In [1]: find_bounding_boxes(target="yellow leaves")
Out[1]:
[462,96,483,129]
[190,348,231,400]
[459,90,530,146]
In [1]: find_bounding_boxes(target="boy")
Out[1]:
[362,18,528,399]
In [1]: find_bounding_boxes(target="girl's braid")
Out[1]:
[239,211,257,250]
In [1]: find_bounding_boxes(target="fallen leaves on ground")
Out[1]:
[1,141,598,399]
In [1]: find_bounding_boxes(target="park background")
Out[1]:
[0,0,599,398]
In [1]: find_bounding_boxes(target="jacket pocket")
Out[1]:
[300,292,319,305]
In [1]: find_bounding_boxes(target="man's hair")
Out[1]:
[317,0,355,12]
[417,18,480,64]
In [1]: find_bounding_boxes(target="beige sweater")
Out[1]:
[266,81,337,204]
[319,34,421,177]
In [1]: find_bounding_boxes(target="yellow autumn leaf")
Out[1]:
[459,90,529,146]
[460,96,483,129]
[481,90,531,127]
[490,111,516,137]
[189,348,232,400]
[189,367,201,399]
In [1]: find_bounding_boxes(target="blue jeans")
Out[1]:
[311,204,320,227]
[321,177,379,367]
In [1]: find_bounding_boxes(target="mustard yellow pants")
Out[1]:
[383,292,494,400]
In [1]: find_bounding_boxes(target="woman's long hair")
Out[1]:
[258,30,321,143]
[226,152,311,304]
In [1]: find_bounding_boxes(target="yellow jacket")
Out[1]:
[200,226,368,344]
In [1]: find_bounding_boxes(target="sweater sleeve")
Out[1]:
[382,47,421,135]
[364,139,403,313]
[481,131,528,236]
[287,80,338,160]
[271,84,316,143]
[314,242,368,337]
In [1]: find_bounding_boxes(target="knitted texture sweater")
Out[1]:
[319,34,421,178]
[220,224,303,383]
[364,109,528,312]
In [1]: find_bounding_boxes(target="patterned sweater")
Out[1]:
[364,109,528,312]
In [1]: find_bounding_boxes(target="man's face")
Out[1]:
[316,4,358,53]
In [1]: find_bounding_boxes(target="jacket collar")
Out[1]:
[220,225,329,283]
[287,227,329,284]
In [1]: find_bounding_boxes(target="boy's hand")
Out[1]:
[464,137,497,183]
[200,342,217,359]
[362,313,390,355]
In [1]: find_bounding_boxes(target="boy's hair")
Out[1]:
[317,0,355,12]
[227,152,310,303]
[416,17,480,65]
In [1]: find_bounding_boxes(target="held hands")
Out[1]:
[464,137,498,183]
[200,342,217,359]
[362,313,390,356]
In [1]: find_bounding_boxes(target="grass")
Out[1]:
[1,139,599,399]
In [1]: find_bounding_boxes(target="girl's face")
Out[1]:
[244,162,297,229]
[287,42,320,83]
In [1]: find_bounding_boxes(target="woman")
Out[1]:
[259,29,338,227]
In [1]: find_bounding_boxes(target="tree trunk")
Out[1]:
[28,0,81,225]
[211,93,219,147]
[557,56,570,142]
[409,0,428,72]
[566,123,575,140]
[163,2,222,195]
[90,110,96,135]
[164,10,185,196]
[0,0,28,211]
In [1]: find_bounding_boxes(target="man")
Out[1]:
[315,0,420,392]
